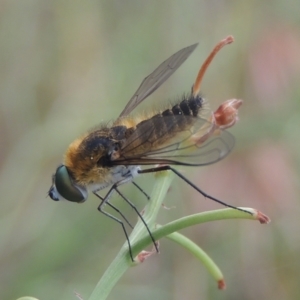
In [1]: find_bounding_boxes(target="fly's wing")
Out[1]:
[119,43,198,117]
[111,116,235,167]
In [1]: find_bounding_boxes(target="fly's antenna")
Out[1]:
[192,36,234,96]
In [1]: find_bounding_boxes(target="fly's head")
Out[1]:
[48,164,88,203]
[49,132,121,203]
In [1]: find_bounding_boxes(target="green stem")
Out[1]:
[130,207,257,256]
[165,231,224,287]
[16,298,39,300]
[88,167,261,300]
[88,170,174,300]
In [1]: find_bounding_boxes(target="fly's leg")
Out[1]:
[94,191,133,228]
[114,187,158,254]
[138,166,252,216]
[132,181,150,200]
[93,187,134,261]
[94,182,159,262]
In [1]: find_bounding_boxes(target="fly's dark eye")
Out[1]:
[55,165,87,203]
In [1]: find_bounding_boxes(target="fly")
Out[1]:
[48,36,249,261]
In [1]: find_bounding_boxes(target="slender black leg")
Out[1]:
[94,187,134,261]
[138,166,253,216]
[114,187,159,254]
[94,181,159,261]
[94,192,133,228]
[132,181,150,200]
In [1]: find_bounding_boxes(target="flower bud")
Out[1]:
[214,99,243,129]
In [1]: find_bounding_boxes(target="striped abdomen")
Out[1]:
[120,94,204,156]
[161,94,204,118]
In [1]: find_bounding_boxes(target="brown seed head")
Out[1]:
[213,99,242,129]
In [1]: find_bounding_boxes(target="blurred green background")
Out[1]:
[1,1,300,299]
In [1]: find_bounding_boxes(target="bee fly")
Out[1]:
[48,36,250,261]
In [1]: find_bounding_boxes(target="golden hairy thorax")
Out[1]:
[63,127,127,186]
[64,95,205,186]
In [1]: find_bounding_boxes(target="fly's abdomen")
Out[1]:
[162,94,204,118]
[150,94,204,136]
[125,94,204,155]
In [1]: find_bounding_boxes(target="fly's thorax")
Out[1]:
[63,128,127,185]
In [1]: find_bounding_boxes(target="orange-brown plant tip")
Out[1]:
[218,279,226,290]
[136,249,157,263]
[255,210,271,224]
[214,99,243,129]
[193,35,235,97]
[224,35,234,44]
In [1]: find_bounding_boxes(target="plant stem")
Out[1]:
[87,165,266,299]
[88,170,174,300]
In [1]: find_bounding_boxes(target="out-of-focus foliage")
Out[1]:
[0,1,300,299]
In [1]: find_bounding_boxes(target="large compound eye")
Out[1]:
[55,165,87,203]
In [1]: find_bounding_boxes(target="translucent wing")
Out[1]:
[111,116,235,167]
[119,43,198,117]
